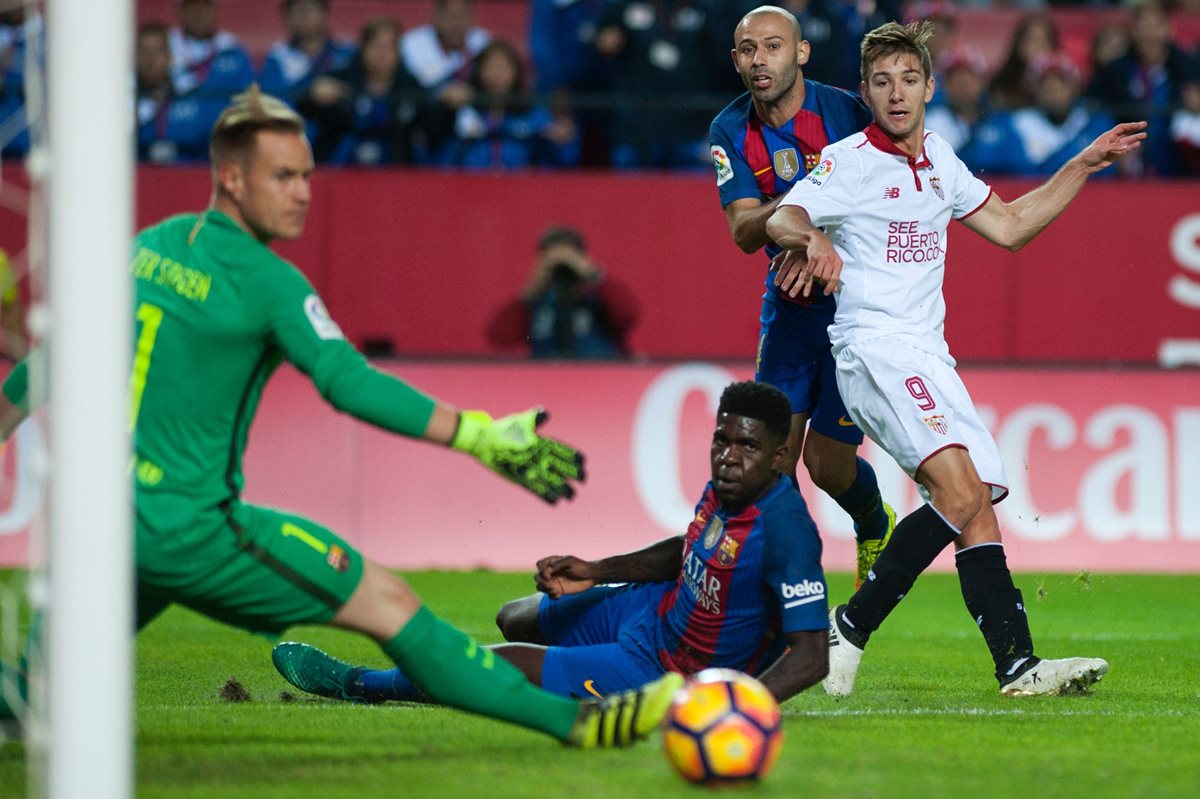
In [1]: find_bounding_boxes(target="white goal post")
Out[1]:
[44,0,133,797]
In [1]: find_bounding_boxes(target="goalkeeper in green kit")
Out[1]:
[0,87,681,747]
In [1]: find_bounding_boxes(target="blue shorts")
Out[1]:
[537,583,670,699]
[755,296,863,446]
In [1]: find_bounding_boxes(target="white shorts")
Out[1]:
[834,337,1008,502]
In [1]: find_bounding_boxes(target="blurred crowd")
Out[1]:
[1,0,1198,175]
[922,0,1200,176]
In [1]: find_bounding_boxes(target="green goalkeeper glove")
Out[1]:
[451,408,585,504]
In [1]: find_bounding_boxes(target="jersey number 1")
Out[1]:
[129,302,163,430]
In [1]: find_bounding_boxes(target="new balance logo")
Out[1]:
[883,187,900,199]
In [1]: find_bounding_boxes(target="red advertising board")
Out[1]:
[1,361,1196,574]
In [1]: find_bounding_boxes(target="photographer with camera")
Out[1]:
[486,226,640,359]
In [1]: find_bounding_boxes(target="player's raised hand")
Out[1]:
[770,248,811,296]
[452,408,585,504]
[771,232,842,298]
[535,555,597,598]
[801,229,843,297]
[1078,121,1147,173]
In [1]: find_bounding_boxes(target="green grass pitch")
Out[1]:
[1,570,1198,798]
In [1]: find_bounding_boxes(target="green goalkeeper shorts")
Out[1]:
[135,502,365,636]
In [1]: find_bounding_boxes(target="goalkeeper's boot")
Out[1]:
[0,689,15,744]
[0,675,14,722]
[855,501,897,590]
[0,658,24,720]
[0,660,25,744]
[565,672,685,748]
[823,605,866,697]
[999,657,1108,697]
[272,642,380,704]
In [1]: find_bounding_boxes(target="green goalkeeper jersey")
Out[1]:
[17,210,438,534]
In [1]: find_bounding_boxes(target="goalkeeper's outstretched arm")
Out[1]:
[313,358,586,504]
[445,406,585,505]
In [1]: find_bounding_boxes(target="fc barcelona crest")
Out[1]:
[930,175,944,200]
[327,544,350,573]
[773,148,800,181]
[716,534,740,565]
[703,517,724,549]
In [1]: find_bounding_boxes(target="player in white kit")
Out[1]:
[765,20,1147,697]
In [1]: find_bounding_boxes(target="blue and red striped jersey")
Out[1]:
[647,475,827,677]
[708,83,871,310]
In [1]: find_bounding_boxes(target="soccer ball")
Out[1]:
[661,668,783,785]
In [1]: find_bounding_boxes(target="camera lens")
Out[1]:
[550,263,581,289]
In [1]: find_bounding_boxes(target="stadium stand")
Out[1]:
[137,0,533,62]
[133,2,1200,81]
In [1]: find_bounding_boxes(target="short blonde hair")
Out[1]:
[209,84,306,166]
[860,21,934,84]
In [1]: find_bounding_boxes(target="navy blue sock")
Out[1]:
[844,504,958,640]
[347,666,423,703]
[956,544,1036,683]
[833,457,889,542]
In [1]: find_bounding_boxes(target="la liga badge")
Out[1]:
[712,145,734,186]
[806,156,835,187]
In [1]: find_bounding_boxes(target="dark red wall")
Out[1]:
[1,164,1197,363]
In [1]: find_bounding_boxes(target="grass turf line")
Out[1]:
[0,570,1197,798]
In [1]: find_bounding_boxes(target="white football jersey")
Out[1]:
[779,125,992,363]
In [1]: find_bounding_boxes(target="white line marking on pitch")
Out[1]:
[788,707,1193,718]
